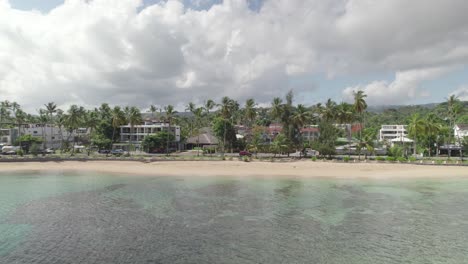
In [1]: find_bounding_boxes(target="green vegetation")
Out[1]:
[141,132,175,153]
[0,90,467,162]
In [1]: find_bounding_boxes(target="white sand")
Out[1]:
[0,160,466,179]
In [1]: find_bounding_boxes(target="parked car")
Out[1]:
[44,148,55,154]
[98,149,111,154]
[111,149,125,155]
[239,151,252,157]
[2,146,20,155]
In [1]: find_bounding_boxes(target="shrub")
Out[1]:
[30,143,40,157]
[397,157,407,163]
[386,157,396,162]
[243,156,250,162]
[16,149,24,157]
[311,156,317,162]
[408,157,417,162]
[376,157,385,162]
[388,146,404,158]
[343,156,350,163]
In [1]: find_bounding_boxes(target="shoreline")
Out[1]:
[0,160,467,179]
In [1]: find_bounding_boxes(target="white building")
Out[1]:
[300,126,320,141]
[454,124,468,144]
[379,125,408,142]
[0,128,19,146]
[119,121,181,145]
[22,124,89,149]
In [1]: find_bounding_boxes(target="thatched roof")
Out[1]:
[186,133,219,145]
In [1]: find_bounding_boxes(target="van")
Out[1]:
[2,146,20,154]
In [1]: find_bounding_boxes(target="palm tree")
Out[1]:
[244,98,257,131]
[408,113,425,156]
[0,101,12,129]
[85,110,100,136]
[65,105,84,156]
[193,107,204,156]
[55,109,66,153]
[322,99,337,121]
[292,104,312,155]
[149,105,157,120]
[292,104,311,128]
[12,105,26,151]
[424,113,442,157]
[446,95,461,158]
[271,134,288,157]
[202,99,216,127]
[270,97,283,121]
[38,109,48,150]
[164,105,177,155]
[218,97,239,155]
[204,99,216,114]
[186,102,196,113]
[126,106,142,154]
[44,102,57,148]
[336,102,354,141]
[111,106,126,144]
[186,102,196,139]
[353,90,367,160]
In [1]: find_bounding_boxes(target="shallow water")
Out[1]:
[1,171,468,263]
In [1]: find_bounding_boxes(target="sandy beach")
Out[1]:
[0,160,466,179]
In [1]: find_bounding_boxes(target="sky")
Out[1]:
[1,0,468,112]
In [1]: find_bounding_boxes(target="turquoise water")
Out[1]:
[1,171,468,263]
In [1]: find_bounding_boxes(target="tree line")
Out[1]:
[0,92,467,158]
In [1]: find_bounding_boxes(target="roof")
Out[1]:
[455,124,468,130]
[390,137,414,143]
[300,127,319,133]
[351,123,363,132]
[186,133,219,145]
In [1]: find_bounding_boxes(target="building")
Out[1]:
[21,124,89,149]
[186,128,219,150]
[0,128,19,146]
[379,125,408,142]
[266,123,282,139]
[454,124,468,144]
[300,126,320,141]
[119,121,181,150]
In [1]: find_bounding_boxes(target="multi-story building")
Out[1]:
[0,128,19,146]
[379,125,408,142]
[300,126,320,141]
[454,124,468,144]
[119,121,181,147]
[21,124,89,149]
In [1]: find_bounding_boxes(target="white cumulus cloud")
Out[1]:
[450,86,468,101]
[1,0,468,111]
[342,67,452,105]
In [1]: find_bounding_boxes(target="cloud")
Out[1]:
[450,86,468,101]
[342,67,451,105]
[1,0,468,112]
